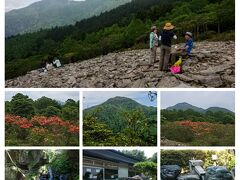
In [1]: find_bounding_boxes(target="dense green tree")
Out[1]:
[61,106,79,122]
[83,113,117,146]
[64,99,79,108]
[134,161,157,180]
[161,109,234,124]
[10,93,35,118]
[5,101,12,114]
[121,150,147,161]
[34,96,61,112]
[48,150,79,180]
[6,94,79,121]
[121,109,153,145]
[41,106,61,117]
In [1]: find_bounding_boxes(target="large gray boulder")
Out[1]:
[161,165,181,180]
[205,166,233,180]
[177,174,200,180]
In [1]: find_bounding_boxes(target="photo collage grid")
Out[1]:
[3,0,237,179]
[4,89,236,179]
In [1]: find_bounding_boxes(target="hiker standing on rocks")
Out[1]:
[170,32,193,64]
[159,22,177,71]
[149,26,159,68]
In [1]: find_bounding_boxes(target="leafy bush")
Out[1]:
[161,122,194,143]
[83,108,157,146]
[161,121,235,146]
[48,150,79,179]
[134,161,157,180]
[5,114,79,146]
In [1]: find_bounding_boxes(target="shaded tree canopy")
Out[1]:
[6,93,79,121]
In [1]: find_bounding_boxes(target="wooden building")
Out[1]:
[83,150,141,180]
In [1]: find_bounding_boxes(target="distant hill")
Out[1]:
[166,102,205,113]
[84,96,157,133]
[162,102,234,124]
[165,103,234,114]
[5,0,131,36]
[205,107,234,114]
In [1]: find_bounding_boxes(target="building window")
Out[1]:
[105,169,118,179]
[83,167,104,180]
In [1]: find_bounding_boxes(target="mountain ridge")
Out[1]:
[165,102,234,114]
[5,0,131,36]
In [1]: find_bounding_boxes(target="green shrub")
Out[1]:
[161,123,194,143]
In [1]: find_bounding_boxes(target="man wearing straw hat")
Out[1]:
[159,22,177,71]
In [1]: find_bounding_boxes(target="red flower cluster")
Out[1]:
[5,114,79,133]
[6,115,33,129]
[68,125,79,133]
[177,120,209,127]
[176,120,212,135]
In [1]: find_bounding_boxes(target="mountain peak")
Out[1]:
[104,96,139,105]
[176,102,192,106]
[5,0,131,36]
[166,103,205,113]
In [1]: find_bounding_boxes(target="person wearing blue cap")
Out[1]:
[170,32,193,65]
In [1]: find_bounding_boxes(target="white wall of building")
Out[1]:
[118,166,129,178]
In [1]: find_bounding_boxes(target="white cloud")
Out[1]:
[5,0,41,12]
[5,0,85,12]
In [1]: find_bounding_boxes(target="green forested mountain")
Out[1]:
[205,107,234,113]
[5,0,131,37]
[6,0,235,79]
[84,96,157,133]
[83,96,157,146]
[161,105,235,124]
[166,103,234,114]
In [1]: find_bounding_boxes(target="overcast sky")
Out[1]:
[117,148,157,158]
[5,0,85,12]
[5,91,79,102]
[161,91,235,112]
[83,91,157,109]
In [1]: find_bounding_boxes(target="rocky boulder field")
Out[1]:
[6,41,235,88]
